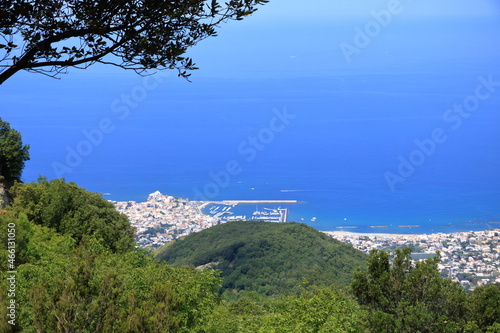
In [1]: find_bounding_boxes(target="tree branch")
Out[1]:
[0,0,269,85]
[0,24,129,84]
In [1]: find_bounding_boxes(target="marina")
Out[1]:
[200,200,296,223]
[197,200,498,235]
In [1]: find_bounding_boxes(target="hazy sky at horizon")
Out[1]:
[248,0,500,21]
[2,0,499,81]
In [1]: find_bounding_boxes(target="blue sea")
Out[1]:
[14,70,499,235]
[4,17,500,235]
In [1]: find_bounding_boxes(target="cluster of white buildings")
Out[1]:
[326,229,500,290]
[112,191,499,289]
[112,191,218,248]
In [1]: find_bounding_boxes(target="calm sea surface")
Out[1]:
[5,17,498,235]
[21,71,498,235]
[13,70,500,233]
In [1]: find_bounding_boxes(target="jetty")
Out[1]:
[198,200,298,210]
[221,200,297,205]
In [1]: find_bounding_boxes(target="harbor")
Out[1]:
[199,200,297,223]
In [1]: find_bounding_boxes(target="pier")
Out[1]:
[221,200,298,205]
[198,200,298,210]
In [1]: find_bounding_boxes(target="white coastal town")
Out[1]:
[112,191,500,290]
[112,191,219,247]
[326,230,500,291]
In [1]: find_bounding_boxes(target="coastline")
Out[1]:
[106,189,500,236]
[197,199,499,236]
[322,228,500,239]
[312,221,500,237]
[112,191,500,289]
[323,228,500,290]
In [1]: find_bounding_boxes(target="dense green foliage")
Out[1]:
[351,248,500,333]
[1,174,499,332]
[466,284,500,332]
[198,287,368,333]
[0,183,221,333]
[9,178,135,253]
[154,221,367,297]
[0,118,30,187]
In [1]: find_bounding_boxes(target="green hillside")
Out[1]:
[154,221,367,296]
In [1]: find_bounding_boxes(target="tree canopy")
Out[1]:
[9,177,136,253]
[0,0,268,84]
[467,283,500,331]
[351,248,469,332]
[154,221,367,297]
[0,215,222,332]
[2,178,500,332]
[197,286,369,333]
[0,179,221,332]
[0,117,30,187]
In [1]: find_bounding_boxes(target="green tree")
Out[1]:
[10,178,135,253]
[0,0,268,84]
[198,286,368,333]
[0,117,30,187]
[17,239,221,332]
[0,214,222,333]
[0,213,76,332]
[351,248,467,332]
[467,284,500,331]
[155,221,367,297]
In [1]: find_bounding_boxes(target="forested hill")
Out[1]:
[154,221,367,296]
